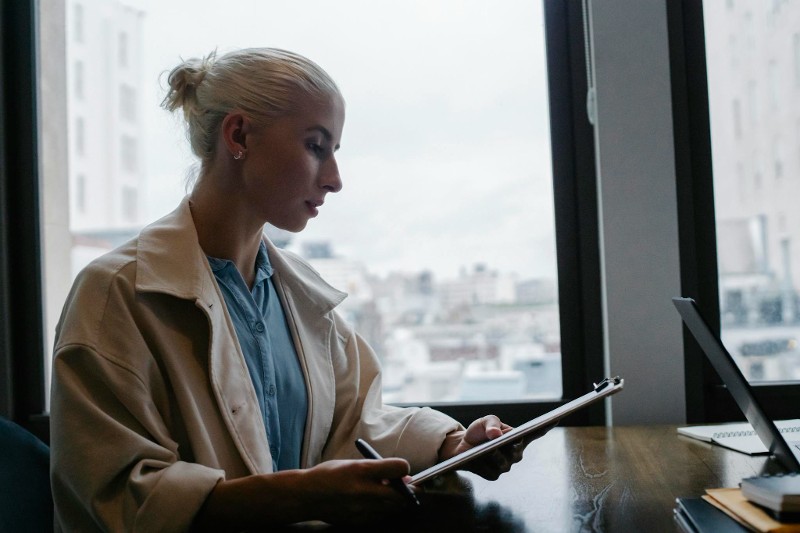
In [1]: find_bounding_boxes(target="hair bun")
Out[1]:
[161,52,216,114]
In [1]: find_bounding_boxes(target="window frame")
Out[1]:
[0,0,604,440]
[671,0,800,423]
[0,0,49,441]
[402,0,604,427]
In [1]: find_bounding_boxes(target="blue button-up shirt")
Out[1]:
[208,241,308,471]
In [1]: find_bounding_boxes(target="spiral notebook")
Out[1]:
[678,420,800,455]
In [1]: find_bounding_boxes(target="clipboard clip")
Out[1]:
[593,376,621,392]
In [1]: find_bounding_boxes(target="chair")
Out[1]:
[0,417,53,532]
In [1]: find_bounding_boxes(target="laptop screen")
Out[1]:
[672,297,800,472]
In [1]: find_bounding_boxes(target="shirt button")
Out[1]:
[255,322,265,332]
[271,446,278,456]
[268,385,276,396]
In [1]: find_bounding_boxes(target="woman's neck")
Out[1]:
[188,177,264,288]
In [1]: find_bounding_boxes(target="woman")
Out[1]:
[50,48,524,532]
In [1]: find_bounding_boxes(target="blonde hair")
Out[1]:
[161,48,341,164]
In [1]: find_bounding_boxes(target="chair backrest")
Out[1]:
[0,417,53,532]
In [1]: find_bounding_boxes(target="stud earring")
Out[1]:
[233,150,245,160]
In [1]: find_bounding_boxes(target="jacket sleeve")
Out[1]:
[321,313,463,474]
[50,344,224,533]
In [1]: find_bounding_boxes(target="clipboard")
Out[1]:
[410,376,624,485]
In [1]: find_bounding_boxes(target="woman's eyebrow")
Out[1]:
[306,125,332,139]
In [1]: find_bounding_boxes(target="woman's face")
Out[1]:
[240,94,345,232]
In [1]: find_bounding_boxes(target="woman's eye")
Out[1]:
[307,142,325,156]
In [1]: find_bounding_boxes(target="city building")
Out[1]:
[705,0,800,326]
[66,0,145,276]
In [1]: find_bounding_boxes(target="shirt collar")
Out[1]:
[207,240,274,285]
[254,240,274,282]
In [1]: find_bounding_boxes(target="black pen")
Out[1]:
[355,438,421,507]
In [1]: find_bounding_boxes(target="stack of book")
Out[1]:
[675,475,800,532]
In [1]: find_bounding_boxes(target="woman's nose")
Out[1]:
[321,157,342,193]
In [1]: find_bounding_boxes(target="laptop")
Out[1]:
[672,296,800,472]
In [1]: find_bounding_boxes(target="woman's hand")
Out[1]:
[302,458,414,525]
[191,458,414,532]
[437,415,553,480]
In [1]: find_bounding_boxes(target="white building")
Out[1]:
[705,1,800,323]
[66,0,145,273]
[438,263,517,309]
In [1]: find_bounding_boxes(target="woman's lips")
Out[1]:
[306,200,322,216]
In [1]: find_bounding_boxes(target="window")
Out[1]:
[774,138,784,180]
[122,185,138,222]
[119,84,136,122]
[768,61,779,111]
[120,135,138,172]
[74,117,85,156]
[74,61,83,100]
[748,80,758,127]
[736,163,746,204]
[118,32,128,68]
[667,0,800,424]
[11,0,601,432]
[794,33,800,88]
[73,3,84,44]
[76,174,86,214]
[56,0,568,406]
[705,1,800,384]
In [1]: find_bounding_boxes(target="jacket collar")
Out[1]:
[135,197,346,314]
[262,238,346,316]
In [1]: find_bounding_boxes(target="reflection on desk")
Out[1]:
[278,426,787,533]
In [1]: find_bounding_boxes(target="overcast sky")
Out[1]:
[125,0,556,280]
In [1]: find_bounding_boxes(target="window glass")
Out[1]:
[74,117,84,155]
[73,3,83,43]
[122,185,138,222]
[76,174,86,213]
[118,32,128,68]
[120,84,136,122]
[41,0,561,404]
[74,60,84,100]
[120,135,138,172]
[705,1,800,382]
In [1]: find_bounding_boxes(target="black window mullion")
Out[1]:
[668,0,722,424]
[0,0,12,420]
[546,0,603,423]
[1,0,48,440]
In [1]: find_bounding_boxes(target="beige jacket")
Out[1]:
[50,199,460,532]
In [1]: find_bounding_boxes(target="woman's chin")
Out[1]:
[269,219,308,234]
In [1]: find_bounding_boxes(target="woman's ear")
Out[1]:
[220,111,252,160]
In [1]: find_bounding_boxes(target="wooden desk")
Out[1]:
[292,425,787,532]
